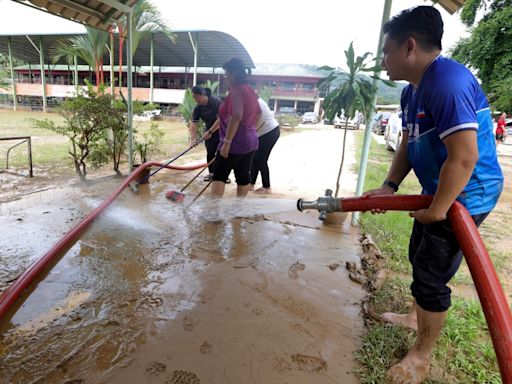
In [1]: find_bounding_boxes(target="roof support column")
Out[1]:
[74,55,79,92]
[150,33,154,103]
[352,0,392,225]
[7,37,17,111]
[127,11,134,169]
[39,37,47,112]
[188,32,198,86]
[110,29,115,98]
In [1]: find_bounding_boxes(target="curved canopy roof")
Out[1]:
[0,30,255,69]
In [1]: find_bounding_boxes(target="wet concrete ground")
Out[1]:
[0,128,366,383]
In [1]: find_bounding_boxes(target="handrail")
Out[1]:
[1,136,33,177]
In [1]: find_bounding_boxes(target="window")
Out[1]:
[297,101,314,115]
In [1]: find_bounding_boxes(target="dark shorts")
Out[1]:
[409,212,488,312]
[496,133,504,142]
[212,151,255,185]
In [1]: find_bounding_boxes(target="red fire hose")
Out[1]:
[1,188,511,382]
[0,161,205,320]
[339,194,512,383]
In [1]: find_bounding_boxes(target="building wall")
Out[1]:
[9,68,322,113]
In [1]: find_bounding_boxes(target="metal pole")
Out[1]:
[127,12,134,169]
[74,55,79,92]
[150,33,154,104]
[7,37,17,111]
[351,0,392,225]
[188,32,198,86]
[28,137,33,177]
[28,62,32,84]
[110,30,115,98]
[39,37,47,112]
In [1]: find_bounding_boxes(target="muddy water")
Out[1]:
[0,173,365,383]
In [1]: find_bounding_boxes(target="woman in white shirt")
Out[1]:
[250,98,280,194]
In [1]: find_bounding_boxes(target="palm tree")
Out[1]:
[53,27,109,87]
[116,0,175,89]
[319,42,394,197]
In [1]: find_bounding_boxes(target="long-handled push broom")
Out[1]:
[165,158,215,202]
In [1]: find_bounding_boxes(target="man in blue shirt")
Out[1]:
[365,6,503,383]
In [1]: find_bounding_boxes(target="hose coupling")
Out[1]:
[296,189,340,221]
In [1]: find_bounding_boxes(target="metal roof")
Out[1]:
[12,0,139,31]
[0,30,255,69]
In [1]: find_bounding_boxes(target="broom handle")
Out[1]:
[180,158,216,192]
[139,139,204,184]
[190,179,214,205]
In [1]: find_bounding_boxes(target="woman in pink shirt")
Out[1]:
[211,58,261,198]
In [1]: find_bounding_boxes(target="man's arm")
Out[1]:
[385,130,412,188]
[189,121,199,146]
[412,129,478,223]
[203,118,220,140]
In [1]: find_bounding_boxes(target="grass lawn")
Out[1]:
[353,131,501,384]
[0,109,303,178]
[0,109,197,177]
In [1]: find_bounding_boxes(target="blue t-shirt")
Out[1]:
[400,56,503,215]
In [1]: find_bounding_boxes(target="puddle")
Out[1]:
[0,131,366,383]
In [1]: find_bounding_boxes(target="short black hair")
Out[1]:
[383,6,443,51]
[191,85,206,95]
[191,85,212,97]
[223,58,251,84]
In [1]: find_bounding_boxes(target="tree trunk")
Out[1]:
[334,119,349,197]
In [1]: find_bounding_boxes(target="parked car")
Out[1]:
[384,110,403,151]
[275,107,300,127]
[372,112,391,135]
[275,107,299,117]
[301,111,317,124]
[333,114,359,129]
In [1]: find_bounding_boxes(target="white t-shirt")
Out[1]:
[256,98,279,137]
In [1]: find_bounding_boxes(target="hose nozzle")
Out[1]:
[297,189,341,221]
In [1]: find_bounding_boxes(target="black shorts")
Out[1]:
[409,212,488,312]
[212,151,255,185]
[496,133,504,142]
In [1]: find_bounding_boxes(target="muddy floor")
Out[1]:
[0,128,366,383]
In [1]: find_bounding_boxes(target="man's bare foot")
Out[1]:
[381,312,417,331]
[386,353,430,384]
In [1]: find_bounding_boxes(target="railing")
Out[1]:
[1,136,33,177]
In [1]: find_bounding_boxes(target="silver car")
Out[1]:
[301,111,318,124]
[384,110,403,151]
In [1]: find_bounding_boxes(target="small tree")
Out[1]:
[133,123,164,163]
[33,84,118,181]
[319,42,394,197]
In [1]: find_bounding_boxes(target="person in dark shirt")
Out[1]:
[190,86,228,181]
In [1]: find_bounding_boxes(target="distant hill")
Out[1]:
[254,63,405,105]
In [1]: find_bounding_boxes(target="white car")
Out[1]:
[301,111,318,124]
[333,113,359,129]
[384,110,403,151]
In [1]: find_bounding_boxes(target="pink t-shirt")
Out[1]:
[218,83,260,154]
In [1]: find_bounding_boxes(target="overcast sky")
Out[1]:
[0,0,468,68]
